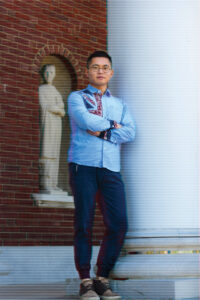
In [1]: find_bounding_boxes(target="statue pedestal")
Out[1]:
[32,191,74,208]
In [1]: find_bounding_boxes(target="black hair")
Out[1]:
[87,51,112,68]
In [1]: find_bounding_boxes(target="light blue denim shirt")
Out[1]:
[67,84,136,172]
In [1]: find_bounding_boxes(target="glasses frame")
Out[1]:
[88,64,112,73]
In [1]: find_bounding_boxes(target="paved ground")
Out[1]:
[0,283,79,300]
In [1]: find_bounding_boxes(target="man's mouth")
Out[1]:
[97,76,105,79]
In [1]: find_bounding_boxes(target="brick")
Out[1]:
[0,0,107,246]
[0,232,27,239]
[14,192,33,200]
[4,165,20,172]
[0,191,15,199]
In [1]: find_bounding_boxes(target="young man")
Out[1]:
[67,51,136,300]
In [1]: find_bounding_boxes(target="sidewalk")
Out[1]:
[0,283,79,300]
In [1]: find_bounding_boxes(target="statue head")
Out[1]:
[40,64,56,84]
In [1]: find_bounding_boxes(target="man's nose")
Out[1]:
[98,67,104,73]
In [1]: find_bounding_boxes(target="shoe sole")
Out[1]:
[100,296,121,300]
[80,296,100,300]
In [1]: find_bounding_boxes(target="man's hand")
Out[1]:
[87,130,101,136]
[87,123,122,137]
[115,123,122,129]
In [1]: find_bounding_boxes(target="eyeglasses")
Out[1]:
[89,65,112,73]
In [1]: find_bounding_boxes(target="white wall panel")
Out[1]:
[108,0,200,234]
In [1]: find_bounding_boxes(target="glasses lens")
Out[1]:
[91,66,99,72]
[90,65,111,73]
[103,66,110,72]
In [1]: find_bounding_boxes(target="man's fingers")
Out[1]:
[87,130,101,136]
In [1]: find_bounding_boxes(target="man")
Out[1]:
[67,51,136,300]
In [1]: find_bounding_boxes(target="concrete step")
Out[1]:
[0,283,79,300]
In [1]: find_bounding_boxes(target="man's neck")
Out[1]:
[90,84,107,94]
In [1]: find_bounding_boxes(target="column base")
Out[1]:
[110,278,200,300]
[110,253,200,279]
[109,251,200,299]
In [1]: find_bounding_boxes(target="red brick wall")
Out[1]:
[0,0,107,246]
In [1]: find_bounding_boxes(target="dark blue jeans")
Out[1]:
[69,163,128,279]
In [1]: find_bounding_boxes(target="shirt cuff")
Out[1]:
[99,129,112,141]
[99,120,118,141]
[110,120,118,129]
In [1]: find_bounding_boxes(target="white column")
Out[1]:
[108,1,200,298]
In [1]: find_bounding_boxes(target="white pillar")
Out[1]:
[108,1,200,298]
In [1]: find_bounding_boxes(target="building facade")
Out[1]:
[1,1,200,298]
[0,0,107,247]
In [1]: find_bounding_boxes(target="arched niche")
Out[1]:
[40,55,77,194]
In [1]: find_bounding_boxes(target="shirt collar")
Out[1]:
[87,84,112,97]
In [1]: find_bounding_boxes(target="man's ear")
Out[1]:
[110,69,114,79]
[85,68,89,78]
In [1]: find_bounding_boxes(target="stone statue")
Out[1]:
[39,64,65,192]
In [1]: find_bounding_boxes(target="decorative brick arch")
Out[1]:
[32,44,82,80]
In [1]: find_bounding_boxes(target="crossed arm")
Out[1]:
[68,92,136,144]
[87,122,121,137]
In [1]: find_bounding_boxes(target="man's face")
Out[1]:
[85,57,114,90]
